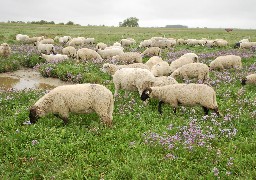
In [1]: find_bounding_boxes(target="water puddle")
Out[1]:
[0,68,72,91]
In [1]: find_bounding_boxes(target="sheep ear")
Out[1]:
[145,90,150,95]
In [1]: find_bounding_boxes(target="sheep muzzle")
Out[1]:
[29,107,39,124]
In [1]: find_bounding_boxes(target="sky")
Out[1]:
[1,0,256,29]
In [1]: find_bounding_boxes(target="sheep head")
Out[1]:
[141,87,152,101]
[241,78,247,86]
[29,106,39,124]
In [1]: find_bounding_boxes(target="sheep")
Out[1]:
[171,63,209,83]
[180,53,199,62]
[141,47,161,57]
[39,38,55,44]
[96,42,107,50]
[34,41,55,55]
[112,68,155,97]
[140,83,220,116]
[76,48,102,61]
[205,40,215,47]
[29,83,114,126]
[213,39,228,47]
[145,56,163,70]
[234,42,256,49]
[16,34,29,42]
[112,52,142,64]
[62,46,77,58]
[151,39,176,48]
[169,57,194,73]
[209,55,242,70]
[177,38,185,45]
[0,43,11,57]
[84,38,95,45]
[120,38,135,47]
[139,39,152,48]
[68,37,85,46]
[241,74,256,86]
[102,63,150,76]
[97,48,124,59]
[41,53,69,63]
[151,61,171,77]
[153,76,178,87]
[27,36,44,43]
[59,36,72,44]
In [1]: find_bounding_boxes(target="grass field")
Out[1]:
[0,23,255,179]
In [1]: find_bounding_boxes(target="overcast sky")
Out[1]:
[1,0,256,29]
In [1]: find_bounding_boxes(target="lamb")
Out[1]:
[76,48,102,61]
[16,34,29,42]
[180,53,199,62]
[29,83,114,126]
[153,76,178,86]
[97,48,124,59]
[171,63,209,83]
[139,39,152,48]
[145,56,163,70]
[140,83,220,116]
[62,46,77,58]
[0,43,11,57]
[141,47,161,57]
[96,42,107,50]
[102,63,149,76]
[112,68,155,97]
[34,41,55,55]
[112,52,142,64]
[40,38,55,44]
[209,55,242,70]
[241,74,256,86]
[151,61,171,77]
[41,53,69,63]
[169,57,194,73]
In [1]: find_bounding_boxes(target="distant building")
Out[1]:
[165,25,188,28]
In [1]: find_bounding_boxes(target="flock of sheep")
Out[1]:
[0,33,255,126]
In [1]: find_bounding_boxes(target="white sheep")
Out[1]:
[151,39,176,48]
[84,38,95,45]
[205,40,215,47]
[145,56,163,70]
[209,55,242,70]
[62,46,77,58]
[113,68,155,97]
[29,83,114,126]
[242,74,256,86]
[140,83,220,116]
[141,47,161,57]
[0,43,11,57]
[177,38,185,45]
[169,57,194,73]
[153,76,178,87]
[139,39,152,48]
[40,38,55,44]
[213,39,228,47]
[235,42,256,49]
[27,36,44,43]
[96,42,107,50]
[97,48,124,59]
[120,38,135,47]
[171,63,209,83]
[180,53,199,62]
[16,34,29,42]
[59,36,72,44]
[77,48,102,61]
[68,37,85,46]
[35,41,55,55]
[41,54,69,63]
[112,52,142,64]
[151,61,171,77]
[102,63,150,76]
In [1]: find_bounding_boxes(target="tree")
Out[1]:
[119,17,139,27]
[66,21,74,25]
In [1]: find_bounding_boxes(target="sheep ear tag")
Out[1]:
[145,90,150,95]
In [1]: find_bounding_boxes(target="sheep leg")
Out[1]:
[54,114,69,125]
[202,106,209,115]
[158,101,164,114]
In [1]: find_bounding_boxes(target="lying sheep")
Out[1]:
[141,47,161,57]
[171,63,209,83]
[0,43,11,57]
[145,56,163,70]
[139,39,152,48]
[102,63,149,76]
[169,57,194,73]
[29,83,114,126]
[112,52,142,64]
[241,74,256,85]
[96,42,107,50]
[98,48,124,59]
[77,48,102,61]
[41,54,69,63]
[62,46,77,58]
[140,83,220,116]
[153,76,178,86]
[34,41,55,55]
[209,55,242,70]
[151,61,171,77]
[113,68,155,97]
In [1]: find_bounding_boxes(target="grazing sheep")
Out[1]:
[151,61,171,77]
[139,39,152,48]
[171,63,209,83]
[0,43,11,57]
[27,36,44,43]
[151,39,176,48]
[59,36,72,44]
[169,57,194,73]
[29,83,114,126]
[102,63,149,76]
[113,68,155,97]
[205,40,215,47]
[40,38,55,44]
[209,55,242,70]
[177,38,185,45]
[180,53,199,62]
[96,42,107,50]
[141,47,161,57]
[145,56,163,70]
[41,54,69,63]
[77,48,102,61]
[34,41,55,55]
[153,76,178,86]
[98,48,124,59]
[16,34,29,42]
[213,39,228,47]
[68,37,85,46]
[84,38,95,45]
[241,74,256,86]
[112,52,142,64]
[62,46,77,58]
[234,42,256,49]
[120,38,135,47]
[140,83,220,116]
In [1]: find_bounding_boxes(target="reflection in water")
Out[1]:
[0,77,20,90]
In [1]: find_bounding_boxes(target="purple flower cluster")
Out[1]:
[11,44,37,55]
